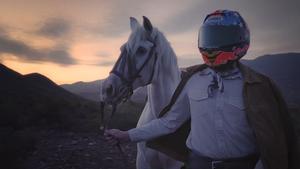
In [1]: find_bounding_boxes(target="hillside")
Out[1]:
[0,64,142,169]
[242,53,300,106]
[0,64,100,130]
[61,79,147,103]
[61,80,102,102]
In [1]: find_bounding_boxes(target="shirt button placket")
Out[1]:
[215,91,226,155]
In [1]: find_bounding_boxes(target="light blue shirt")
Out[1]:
[129,67,260,161]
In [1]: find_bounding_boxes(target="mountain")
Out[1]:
[0,63,100,168]
[61,53,300,106]
[0,64,144,169]
[0,63,144,133]
[61,79,148,103]
[61,80,102,102]
[0,63,21,78]
[0,63,102,130]
[242,52,300,106]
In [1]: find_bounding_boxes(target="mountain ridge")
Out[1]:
[0,63,142,169]
[61,53,300,106]
[0,63,100,130]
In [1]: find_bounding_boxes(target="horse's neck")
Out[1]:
[147,55,181,117]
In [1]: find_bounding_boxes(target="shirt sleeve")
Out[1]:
[128,86,191,142]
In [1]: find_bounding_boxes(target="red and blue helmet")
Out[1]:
[198,10,250,67]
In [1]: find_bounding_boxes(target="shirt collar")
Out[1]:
[199,67,242,80]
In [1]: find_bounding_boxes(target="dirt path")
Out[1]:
[23,130,137,169]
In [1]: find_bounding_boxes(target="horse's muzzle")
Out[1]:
[100,75,133,105]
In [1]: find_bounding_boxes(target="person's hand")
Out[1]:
[104,129,130,145]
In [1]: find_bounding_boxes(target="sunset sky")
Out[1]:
[0,0,299,84]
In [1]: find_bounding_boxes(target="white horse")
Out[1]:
[100,16,182,169]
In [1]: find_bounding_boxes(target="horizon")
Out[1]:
[2,52,299,86]
[0,0,299,84]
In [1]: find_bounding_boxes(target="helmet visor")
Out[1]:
[198,25,245,49]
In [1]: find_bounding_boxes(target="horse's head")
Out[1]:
[100,16,158,105]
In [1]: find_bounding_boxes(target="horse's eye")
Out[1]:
[136,47,147,55]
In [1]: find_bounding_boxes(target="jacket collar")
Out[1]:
[238,62,263,84]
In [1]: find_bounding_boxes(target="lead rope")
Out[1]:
[99,102,130,168]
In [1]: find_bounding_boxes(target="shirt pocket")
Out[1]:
[188,90,210,116]
[224,96,248,127]
[227,96,245,110]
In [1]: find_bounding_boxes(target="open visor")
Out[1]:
[198,25,245,49]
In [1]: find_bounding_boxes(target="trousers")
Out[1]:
[186,151,259,169]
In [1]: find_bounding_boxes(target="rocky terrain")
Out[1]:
[22,131,137,169]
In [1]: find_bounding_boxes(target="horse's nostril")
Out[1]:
[106,84,113,96]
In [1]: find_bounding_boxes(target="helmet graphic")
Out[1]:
[198,10,250,67]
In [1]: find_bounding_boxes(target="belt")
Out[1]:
[187,151,259,169]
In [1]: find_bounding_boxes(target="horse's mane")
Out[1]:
[152,28,180,81]
[128,26,180,82]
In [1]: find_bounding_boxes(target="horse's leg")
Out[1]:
[136,142,154,169]
[136,100,182,169]
[136,104,154,169]
[158,152,183,169]
[137,141,183,169]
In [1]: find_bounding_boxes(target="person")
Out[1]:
[105,10,299,169]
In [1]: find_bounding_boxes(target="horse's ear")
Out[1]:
[130,17,140,31]
[143,16,153,33]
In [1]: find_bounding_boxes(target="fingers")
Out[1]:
[104,129,117,137]
[104,129,115,140]
[104,134,119,145]
[104,129,120,145]
[107,137,119,145]
[104,129,130,143]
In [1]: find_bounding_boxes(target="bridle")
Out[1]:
[110,40,158,102]
[99,37,158,167]
[100,37,158,132]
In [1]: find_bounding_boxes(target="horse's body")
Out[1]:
[100,17,183,169]
[134,27,182,169]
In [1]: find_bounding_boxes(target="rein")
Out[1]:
[100,35,158,168]
[99,102,130,167]
[110,40,158,101]
[99,101,117,134]
[100,38,158,129]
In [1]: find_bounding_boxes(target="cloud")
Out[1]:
[177,54,203,67]
[45,45,75,65]
[160,0,300,57]
[81,2,133,38]
[82,0,150,38]
[90,19,129,38]
[79,0,194,38]
[96,51,111,58]
[161,0,300,35]
[161,1,207,34]
[0,33,76,65]
[97,60,115,67]
[36,18,71,38]
[0,26,8,36]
